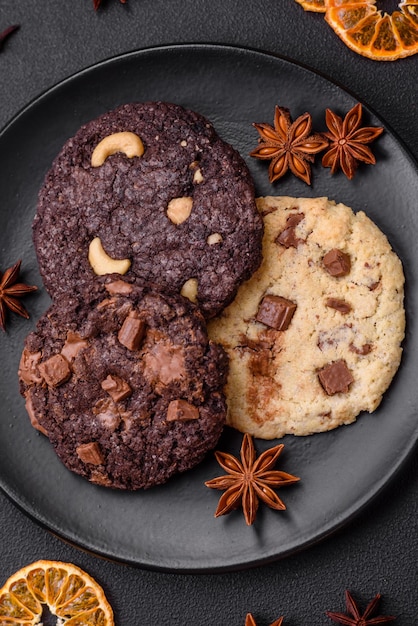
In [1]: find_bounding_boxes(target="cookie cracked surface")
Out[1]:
[19,279,228,489]
[208,196,405,439]
[33,101,263,318]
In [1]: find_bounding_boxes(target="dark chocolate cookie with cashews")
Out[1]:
[33,101,263,318]
[18,278,228,490]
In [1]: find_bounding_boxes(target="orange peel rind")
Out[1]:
[325,0,418,60]
[294,0,326,12]
[293,0,418,60]
[0,560,114,625]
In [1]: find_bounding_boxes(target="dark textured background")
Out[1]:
[0,1,417,624]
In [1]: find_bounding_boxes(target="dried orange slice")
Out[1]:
[325,0,418,60]
[0,560,114,625]
[294,0,326,12]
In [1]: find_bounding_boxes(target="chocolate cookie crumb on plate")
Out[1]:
[18,278,228,489]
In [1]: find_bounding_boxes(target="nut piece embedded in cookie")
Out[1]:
[38,354,71,387]
[166,399,199,422]
[318,359,354,395]
[180,278,198,303]
[88,237,131,276]
[207,233,223,246]
[323,249,351,277]
[101,374,132,402]
[91,131,145,167]
[193,168,204,184]
[166,197,193,225]
[256,294,297,331]
[117,312,146,351]
[76,442,104,465]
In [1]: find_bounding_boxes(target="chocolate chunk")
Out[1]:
[238,333,274,352]
[25,394,48,436]
[143,343,186,387]
[118,311,146,350]
[18,349,43,385]
[76,442,104,465]
[105,280,134,295]
[38,354,71,387]
[93,397,121,431]
[317,332,336,352]
[275,212,305,248]
[260,204,279,217]
[323,249,351,277]
[318,360,354,395]
[89,470,113,487]
[61,331,89,361]
[166,399,199,422]
[249,350,271,377]
[349,343,373,355]
[256,295,297,331]
[325,298,352,314]
[101,374,132,402]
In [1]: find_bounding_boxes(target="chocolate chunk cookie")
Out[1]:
[208,196,405,439]
[33,101,263,318]
[18,278,228,489]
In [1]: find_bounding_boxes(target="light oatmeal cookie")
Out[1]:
[208,196,405,439]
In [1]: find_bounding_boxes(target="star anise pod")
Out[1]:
[205,433,300,526]
[250,106,329,185]
[0,25,19,50]
[246,614,284,626]
[0,260,37,331]
[322,103,384,180]
[93,0,126,9]
[326,590,396,626]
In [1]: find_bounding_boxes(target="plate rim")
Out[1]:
[0,42,417,573]
[1,42,417,169]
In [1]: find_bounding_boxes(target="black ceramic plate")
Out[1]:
[0,44,417,573]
